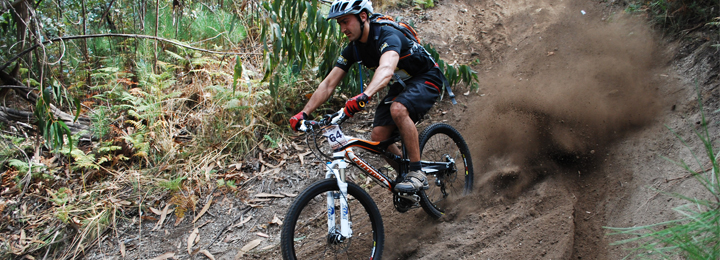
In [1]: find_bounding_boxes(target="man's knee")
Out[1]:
[390,102,409,118]
[370,130,383,142]
[371,125,395,141]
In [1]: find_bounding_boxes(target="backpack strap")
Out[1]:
[443,77,457,105]
[352,42,364,93]
[414,43,457,105]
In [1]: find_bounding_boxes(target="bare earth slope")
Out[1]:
[379,0,717,259]
[87,0,720,259]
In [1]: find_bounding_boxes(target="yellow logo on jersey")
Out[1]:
[336,55,348,65]
[379,42,389,53]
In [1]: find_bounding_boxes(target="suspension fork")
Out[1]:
[325,151,352,240]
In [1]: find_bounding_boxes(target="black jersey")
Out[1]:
[334,24,437,82]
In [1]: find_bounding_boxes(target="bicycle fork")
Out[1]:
[325,151,351,243]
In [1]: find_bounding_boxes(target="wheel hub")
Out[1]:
[327,229,346,245]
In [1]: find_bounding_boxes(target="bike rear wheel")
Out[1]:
[417,123,474,219]
[281,178,384,260]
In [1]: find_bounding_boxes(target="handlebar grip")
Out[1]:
[298,120,309,132]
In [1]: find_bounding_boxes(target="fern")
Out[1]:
[97,143,122,154]
[48,187,71,206]
[164,50,187,63]
[168,191,198,220]
[224,98,250,110]
[1,134,29,159]
[414,0,434,8]
[122,133,150,160]
[70,149,99,170]
[190,56,221,67]
[8,159,31,173]
[159,176,187,191]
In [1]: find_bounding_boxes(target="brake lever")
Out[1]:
[313,108,347,129]
[330,108,348,125]
[299,120,317,132]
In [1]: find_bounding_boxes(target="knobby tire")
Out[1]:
[417,123,474,219]
[281,178,384,260]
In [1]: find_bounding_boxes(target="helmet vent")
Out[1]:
[327,0,373,20]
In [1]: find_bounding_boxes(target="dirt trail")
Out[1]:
[374,0,716,259]
[87,0,720,259]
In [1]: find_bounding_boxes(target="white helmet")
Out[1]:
[327,0,373,20]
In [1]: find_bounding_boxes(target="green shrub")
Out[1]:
[607,90,720,259]
[625,0,719,32]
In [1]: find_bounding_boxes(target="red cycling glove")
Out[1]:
[289,111,308,132]
[344,93,371,117]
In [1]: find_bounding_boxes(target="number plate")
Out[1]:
[322,125,348,150]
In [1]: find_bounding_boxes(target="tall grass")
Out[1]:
[624,0,719,33]
[606,90,720,259]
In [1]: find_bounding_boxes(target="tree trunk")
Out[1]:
[80,0,88,60]
[58,0,64,85]
[11,0,30,50]
[9,0,31,82]
[140,0,146,31]
[154,0,160,73]
[80,0,91,87]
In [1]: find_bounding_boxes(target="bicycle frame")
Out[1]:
[320,127,456,241]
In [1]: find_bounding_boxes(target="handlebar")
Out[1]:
[298,108,349,132]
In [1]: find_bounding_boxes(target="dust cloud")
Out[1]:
[466,15,665,195]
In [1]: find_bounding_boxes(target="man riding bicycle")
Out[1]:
[289,0,447,194]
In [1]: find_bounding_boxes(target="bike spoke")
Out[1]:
[418,123,474,218]
[290,186,377,259]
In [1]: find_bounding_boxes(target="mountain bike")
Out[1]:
[280,108,474,260]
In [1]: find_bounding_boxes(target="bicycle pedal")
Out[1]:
[397,192,420,203]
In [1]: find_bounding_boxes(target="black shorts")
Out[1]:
[373,68,444,127]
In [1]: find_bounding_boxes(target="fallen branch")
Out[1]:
[0,85,33,91]
[0,70,37,103]
[0,106,33,122]
[1,33,262,71]
[0,106,91,138]
[0,72,91,128]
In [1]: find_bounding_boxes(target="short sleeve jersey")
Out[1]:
[334,24,436,79]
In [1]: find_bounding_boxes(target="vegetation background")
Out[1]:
[0,0,478,258]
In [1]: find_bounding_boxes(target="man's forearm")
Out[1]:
[302,84,333,115]
[363,65,394,97]
[364,51,399,98]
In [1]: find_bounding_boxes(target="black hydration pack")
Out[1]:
[369,14,422,44]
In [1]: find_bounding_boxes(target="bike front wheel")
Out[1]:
[418,123,474,219]
[280,178,384,260]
